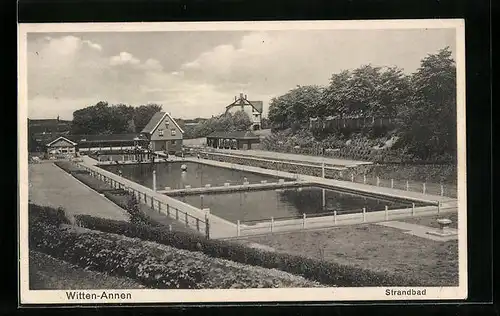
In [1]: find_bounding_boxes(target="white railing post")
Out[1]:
[412,203,415,216]
[376,177,380,187]
[437,202,441,214]
[321,162,325,178]
[362,207,366,222]
[385,205,389,221]
[351,174,354,182]
[406,180,409,191]
[237,220,240,236]
[334,210,337,224]
[391,179,394,189]
[302,213,306,229]
[440,184,444,196]
[271,217,274,232]
[363,175,366,184]
[422,182,426,194]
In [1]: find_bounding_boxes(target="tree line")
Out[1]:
[71,102,162,135]
[182,111,253,139]
[267,47,457,160]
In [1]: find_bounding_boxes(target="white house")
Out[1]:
[225,93,263,131]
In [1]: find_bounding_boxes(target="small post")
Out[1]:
[376,177,380,187]
[176,208,179,220]
[362,207,366,222]
[196,218,200,232]
[158,200,161,213]
[152,170,157,192]
[237,220,241,236]
[385,205,389,221]
[151,197,154,209]
[406,180,409,191]
[321,162,325,178]
[351,174,354,182]
[168,224,172,232]
[144,192,147,203]
[302,213,306,229]
[271,217,274,232]
[391,179,394,189]
[440,184,444,196]
[422,183,426,194]
[185,213,189,226]
[412,203,415,216]
[166,204,170,217]
[200,195,204,209]
[363,175,366,184]
[437,202,441,214]
[334,210,337,224]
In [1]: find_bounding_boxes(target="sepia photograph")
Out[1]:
[18,20,466,304]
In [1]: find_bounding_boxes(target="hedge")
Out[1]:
[30,220,320,289]
[73,214,423,287]
[29,204,71,227]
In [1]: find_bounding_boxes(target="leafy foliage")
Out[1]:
[266,47,457,161]
[71,102,162,134]
[183,111,252,139]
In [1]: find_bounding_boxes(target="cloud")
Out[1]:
[109,51,140,66]
[83,40,102,51]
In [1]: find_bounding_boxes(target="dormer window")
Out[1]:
[165,121,169,128]
[171,129,176,136]
[158,129,164,136]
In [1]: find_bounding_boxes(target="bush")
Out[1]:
[29,221,319,289]
[72,173,115,193]
[73,215,422,287]
[29,204,70,226]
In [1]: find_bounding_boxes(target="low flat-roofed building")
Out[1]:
[206,131,260,150]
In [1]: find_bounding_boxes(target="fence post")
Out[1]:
[185,213,189,226]
[391,179,394,189]
[440,184,444,196]
[302,213,306,229]
[406,180,409,191]
[196,218,200,232]
[158,200,161,213]
[237,220,240,237]
[176,208,179,220]
[362,207,366,222]
[351,174,354,182]
[412,203,415,216]
[376,177,380,187]
[385,205,389,221]
[166,204,170,218]
[422,183,426,194]
[153,170,157,192]
[363,175,366,184]
[334,210,337,224]
[205,209,211,240]
[151,197,154,209]
[144,193,147,203]
[271,217,274,232]
[321,162,325,178]
[437,202,441,214]
[168,225,172,232]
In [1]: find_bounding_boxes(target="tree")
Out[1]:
[230,111,252,131]
[396,47,457,160]
[133,104,163,133]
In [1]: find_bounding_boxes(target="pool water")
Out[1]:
[102,161,289,190]
[176,186,427,223]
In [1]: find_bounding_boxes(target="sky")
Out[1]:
[26,28,456,120]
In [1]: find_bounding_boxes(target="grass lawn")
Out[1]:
[401,212,459,229]
[239,223,458,286]
[29,251,144,290]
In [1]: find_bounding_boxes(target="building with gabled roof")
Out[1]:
[141,111,184,154]
[225,93,263,131]
[206,130,260,150]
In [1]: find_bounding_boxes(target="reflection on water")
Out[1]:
[178,186,425,223]
[102,161,286,190]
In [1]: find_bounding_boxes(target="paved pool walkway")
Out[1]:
[376,221,458,242]
[206,148,372,167]
[28,163,130,221]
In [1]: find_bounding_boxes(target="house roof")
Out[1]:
[44,133,147,146]
[46,136,78,147]
[206,131,260,140]
[225,96,263,114]
[141,112,185,134]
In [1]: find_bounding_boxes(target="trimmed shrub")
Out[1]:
[29,221,320,289]
[73,214,424,287]
[28,204,70,226]
[72,173,115,193]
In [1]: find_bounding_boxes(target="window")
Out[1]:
[165,121,169,128]
[171,140,176,145]
[171,129,176,136]
[158,129,164,136]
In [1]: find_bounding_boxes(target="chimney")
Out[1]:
[244,94,247,100]
[239,93,244,99]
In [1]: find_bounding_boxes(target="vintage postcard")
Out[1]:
[18,20,467,304]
